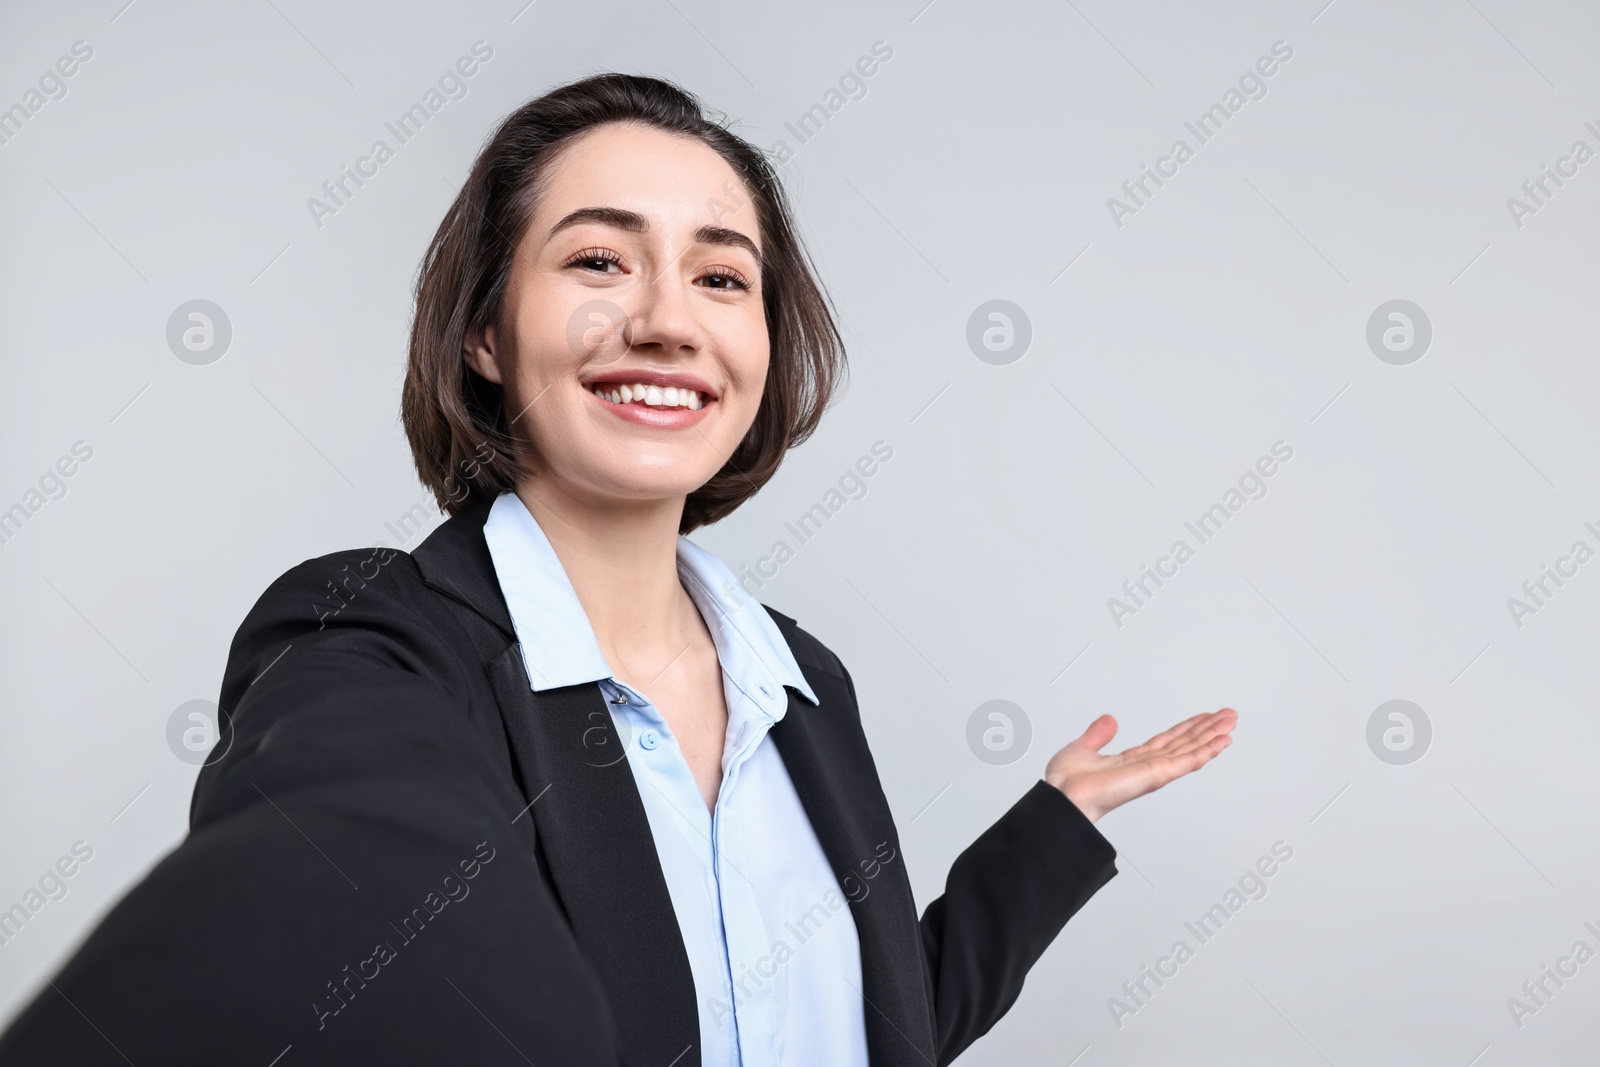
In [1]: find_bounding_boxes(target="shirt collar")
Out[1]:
[481,491,819,711]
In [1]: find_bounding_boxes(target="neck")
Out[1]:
[514,477,701,684]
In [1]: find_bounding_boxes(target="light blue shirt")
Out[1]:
[482,491,870,1067]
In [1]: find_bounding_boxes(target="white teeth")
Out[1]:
[591,382,707,409]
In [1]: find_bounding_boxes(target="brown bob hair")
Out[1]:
[401,73,847,533]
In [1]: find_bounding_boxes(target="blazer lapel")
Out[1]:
[415,503,700,1067]
[410,498,517,638]
[490,656,700,1067]
[765,612,938,1067]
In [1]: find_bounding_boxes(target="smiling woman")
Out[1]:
[0,73,1235,1067]
[402,78,845,536]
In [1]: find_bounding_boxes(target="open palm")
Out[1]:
[1045,708,1238,823]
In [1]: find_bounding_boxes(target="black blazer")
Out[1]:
[0,498,1116,1067]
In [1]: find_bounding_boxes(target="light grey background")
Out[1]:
[3,1,1597,1063]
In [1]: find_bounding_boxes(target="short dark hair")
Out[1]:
[402,73,847,533]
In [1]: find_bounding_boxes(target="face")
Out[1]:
[465,122,768,514]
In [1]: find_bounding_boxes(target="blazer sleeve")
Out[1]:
[0,550,620,1067]
[845,666,1119,1066]
[918,783,1117,1064]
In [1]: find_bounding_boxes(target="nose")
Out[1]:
[623,263,700,360]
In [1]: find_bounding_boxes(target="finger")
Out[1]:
[1145,708,1236,754]
[1147,707,1234,751]
[1117,712,1210,759]
[1072,713,1119,754]
[1162,727,1235,769]
[1161,716,1238,761]
[1148,734,1233,788]
[1187,733,1233,769]
[1121,708,1229,759]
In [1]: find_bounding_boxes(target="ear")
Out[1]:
[462,323,503,384]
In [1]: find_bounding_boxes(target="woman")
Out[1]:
[1,74,1235,1067]
[395,72,1235,1065]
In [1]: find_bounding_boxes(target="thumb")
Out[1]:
[1073,713,1118,753]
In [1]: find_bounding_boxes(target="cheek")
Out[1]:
[742,353,770,408]
[729,323,772,420]
[511,294,580,388]
[498,300,589,460]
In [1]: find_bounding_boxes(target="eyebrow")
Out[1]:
[547,206,762,265]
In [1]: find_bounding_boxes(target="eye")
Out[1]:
[698,266,752,292]
[566,247,624,274]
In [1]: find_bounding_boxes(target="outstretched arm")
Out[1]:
[920,707,1238,1065]
[0,554,620,1067]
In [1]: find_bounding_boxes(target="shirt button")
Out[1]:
[639,729,660,751]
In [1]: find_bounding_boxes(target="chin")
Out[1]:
[577,464,718,507]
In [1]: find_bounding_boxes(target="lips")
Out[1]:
[583,368,718,404]
[586,380,707,410]
[583,370,718,429]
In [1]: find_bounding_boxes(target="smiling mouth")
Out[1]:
[586,381,710,411]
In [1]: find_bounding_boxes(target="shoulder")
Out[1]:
[232,544,438,658]
[246,543,427,625]
[198,544,496,823]
[218,545,465,712]
[221,497,509,706]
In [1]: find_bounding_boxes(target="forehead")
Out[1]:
[535,123,760,247]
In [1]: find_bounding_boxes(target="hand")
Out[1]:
[1044,708,1237,824]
